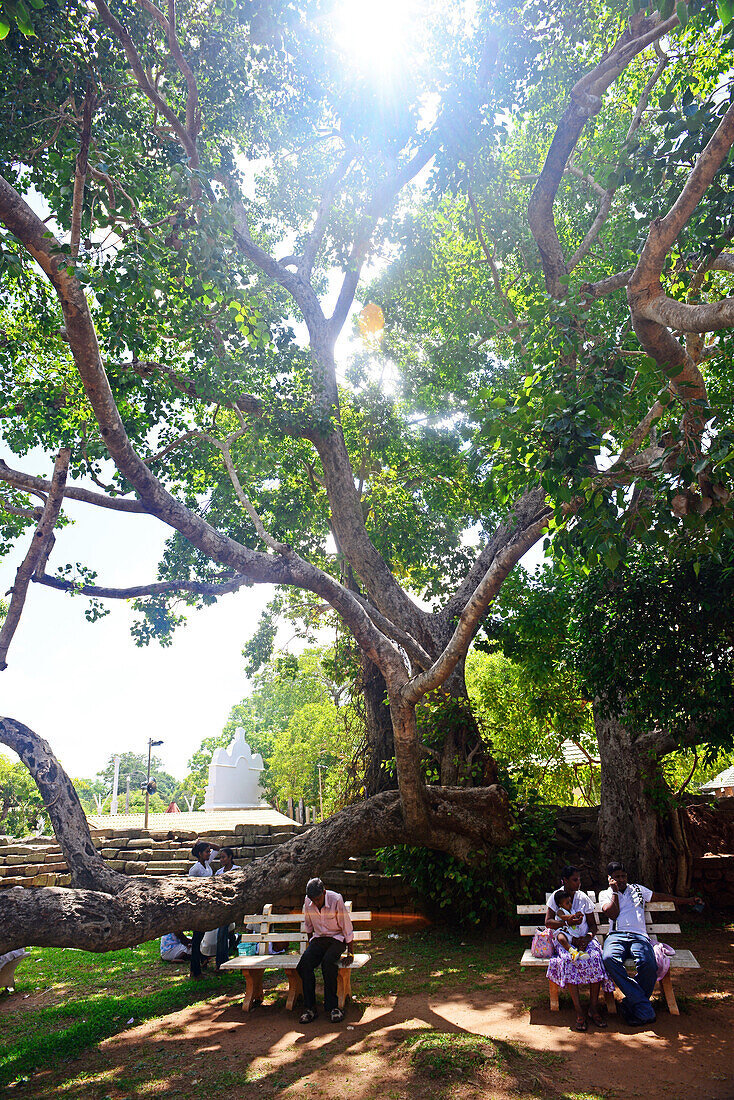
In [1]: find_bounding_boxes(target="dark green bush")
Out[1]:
[378,792,555,926]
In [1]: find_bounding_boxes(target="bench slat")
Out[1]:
[517,901,675,915]
[237,929,371,943]
[240,910,372,924]
[520,947,700,969]
[219,951,371,972]
[518,922,680,937]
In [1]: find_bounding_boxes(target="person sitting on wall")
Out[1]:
[188,839,221,979]
[297,877,354,1024]
[213,846,241,970]
[600,860,700,1025]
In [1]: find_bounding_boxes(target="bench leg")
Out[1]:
[549,980,560,1012]
[337,966,352,1010]
[660,973,679,1016]
[286,971,303,1011]
[604,989,617,1015]
[243,969,264,1012]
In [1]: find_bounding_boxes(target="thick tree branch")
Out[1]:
[0,174,408,675]
[442,486,548,622]
[0,449,69,671]
[300,150,353,278]
[0,717,123,892]
[0,727,509,950]
[0,458,150,513]
[404,502,552,704]
[70,83,96,258]
[529,12,676,295]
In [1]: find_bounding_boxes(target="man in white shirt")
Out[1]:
[600,860,698,1024]
[296,877,354,1024]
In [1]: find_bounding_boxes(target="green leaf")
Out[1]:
[718,0,734,24]
[0,15,9,36]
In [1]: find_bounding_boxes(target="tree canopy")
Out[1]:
[2,0,734,946]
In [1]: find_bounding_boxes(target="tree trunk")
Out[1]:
[427,659,496,788]
[361,656,397,797]
[595,701,675,890]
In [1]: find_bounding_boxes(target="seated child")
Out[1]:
[552,888,590,964]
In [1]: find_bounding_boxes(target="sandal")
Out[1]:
[572,1015,588,1032]
[299,1008,318,1024]
[589,1010,607,1028]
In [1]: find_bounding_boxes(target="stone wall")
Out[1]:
[0,823,418,913]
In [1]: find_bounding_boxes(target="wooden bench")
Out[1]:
[517,893,700,1015]
[219,903,371,1011]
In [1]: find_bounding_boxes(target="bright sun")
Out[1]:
[333,0,413,72]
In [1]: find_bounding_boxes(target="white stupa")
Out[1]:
[203,728,265,810]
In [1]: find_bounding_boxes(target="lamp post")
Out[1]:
[144,738,164,831]
[316,763,326,821]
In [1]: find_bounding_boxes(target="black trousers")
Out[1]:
[190,930,205,977]
[296,936,345,1012]
[215,925,239,969]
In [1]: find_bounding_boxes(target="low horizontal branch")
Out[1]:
[34,572,250,600]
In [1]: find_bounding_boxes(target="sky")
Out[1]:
[0,468,275,780]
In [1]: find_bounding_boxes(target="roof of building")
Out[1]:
[699,766,734,791]
[86,807,296,831]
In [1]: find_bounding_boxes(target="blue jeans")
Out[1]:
[602,932,657,1022]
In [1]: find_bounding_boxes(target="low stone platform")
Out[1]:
[86,808,296,831]
[0,821,418,913]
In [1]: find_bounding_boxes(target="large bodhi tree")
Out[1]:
[0,0,733,946]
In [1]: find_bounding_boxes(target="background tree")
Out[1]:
[2,0,734,948]
[182,646,362,812]
[0,753,48,836]
[488,546,734,887]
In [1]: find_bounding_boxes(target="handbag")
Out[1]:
[530,926,555,959]
[653,941,675,981]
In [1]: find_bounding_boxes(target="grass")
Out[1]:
[400,1029,506,1077]
[0,941,243,1088]
[0,919,729,1099]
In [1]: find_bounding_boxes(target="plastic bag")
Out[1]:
[530,927,554,959]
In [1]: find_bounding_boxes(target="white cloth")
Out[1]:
[303,889,354,944]
[160,934,190,961]
[188,858,214,877]
[215,864,239,874]
[599,883,653,937]
[547,889,593,938]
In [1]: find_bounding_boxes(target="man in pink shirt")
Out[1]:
[297,878,354,1023]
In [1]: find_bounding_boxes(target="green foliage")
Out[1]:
[378,794,555,926]
[466,648,598,805]
[0,752,47,836]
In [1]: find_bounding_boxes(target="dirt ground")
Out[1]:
[4,922,734,1100]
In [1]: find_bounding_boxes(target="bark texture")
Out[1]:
[594,702,675,890]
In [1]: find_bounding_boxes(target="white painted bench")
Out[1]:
[517,893,700,1015]
[219,903,371,1011]
[0,949,28,992]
